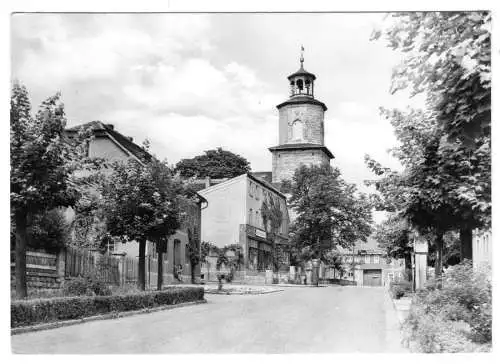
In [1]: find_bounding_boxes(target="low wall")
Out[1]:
[11,251,62,290]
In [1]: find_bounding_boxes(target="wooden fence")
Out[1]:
[13,247,190,289]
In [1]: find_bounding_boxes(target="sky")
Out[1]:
[11,13,425,223]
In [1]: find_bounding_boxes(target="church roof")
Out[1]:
[268,143,334,159]
[276,96,327,111]
[287,65,316,81]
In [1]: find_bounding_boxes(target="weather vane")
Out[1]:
[300,45,305,67]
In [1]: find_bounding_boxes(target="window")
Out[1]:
[248,209,253,225]
[185,243,190,265]
[255,186,260,200]
[249,182,254,197]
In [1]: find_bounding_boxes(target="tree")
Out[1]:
[10,82,94,298]
[287,164,373,264]
[175,147,251,179]
[374,215,412,270]
[371,12,491,260]
[100,158,182,290]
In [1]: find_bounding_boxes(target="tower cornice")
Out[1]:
[276,96,327,111]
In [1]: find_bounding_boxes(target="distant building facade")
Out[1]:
[334,242,405,287]
[199,173,290,275]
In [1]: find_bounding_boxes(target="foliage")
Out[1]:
[374,215,412,269]
[63,276,112,297]
[402,261,491,352]
[175,147,251,179]
[10,82,100,298]
[71,193,107,250]
[11,287,205,328]
[368,12,491,268]
[261,196,286,272]
[287,164,373,262]
[390,281,412,299]
[100,158,182,290]
[29,209,71,251]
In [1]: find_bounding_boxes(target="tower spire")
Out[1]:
[300,45,304,67]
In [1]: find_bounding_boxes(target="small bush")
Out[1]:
[11,287,204,328]
[63,277,93,297]
[63,276,112,297]
[390,281,412,299]
[402,261,491,352]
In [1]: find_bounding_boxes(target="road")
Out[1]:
[11,286,406,353]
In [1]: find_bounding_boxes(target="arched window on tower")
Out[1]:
[291,119,304,141]
[290,80,295,96]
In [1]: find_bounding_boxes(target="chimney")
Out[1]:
[105,124,114,130]
[128,136,133,142]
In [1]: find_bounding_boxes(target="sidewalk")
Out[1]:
[392,296,412,324]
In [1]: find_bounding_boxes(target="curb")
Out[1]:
[205,289,284,295]
[11,299,207,336]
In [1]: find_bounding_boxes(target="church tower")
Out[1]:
[269,48,334,184]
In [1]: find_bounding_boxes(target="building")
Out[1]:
[472,229,492,271]
[65,121,206,283]
[269,50,334,184]
[198,173,290,276]
[333,239,404,287]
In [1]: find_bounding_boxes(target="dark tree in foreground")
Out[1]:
[100,158,182,290]
[287,164,373,264]
[10,82,95,298]
[175,147,251,179]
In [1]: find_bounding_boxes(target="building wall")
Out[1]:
[272,148,330,183]
[199,176,247,249]
[88,136,131,161]
[473,229,492,270]
[278,104,325,145]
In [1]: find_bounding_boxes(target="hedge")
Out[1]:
[11,287,204,328]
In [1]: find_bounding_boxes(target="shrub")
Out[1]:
[11,287,204,328]
[63,277,92,297]
[402,261,492,352]
[390,281,412,299]
[63,276,112,297]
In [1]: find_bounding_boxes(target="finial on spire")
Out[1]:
[300,45,304,67]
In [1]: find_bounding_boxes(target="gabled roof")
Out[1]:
[65,121,153,164]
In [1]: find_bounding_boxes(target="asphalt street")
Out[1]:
[11,286,406,353]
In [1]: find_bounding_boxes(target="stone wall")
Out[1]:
[272,148,330,183]
[278,103,325,145]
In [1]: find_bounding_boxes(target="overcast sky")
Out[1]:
[11,13,426,222]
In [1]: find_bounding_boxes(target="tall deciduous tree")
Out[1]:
[100,158,182,290]
[175,147,251,179]
[287,164,373,263]
[10,82,94,298]
[370,12,491,261]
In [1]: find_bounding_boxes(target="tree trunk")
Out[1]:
[157,250,163,291]
[435,233,444,289]
[460,227,473,261]
[14,210,28,299]
[138,239,146,291]
[190,257,196,284]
